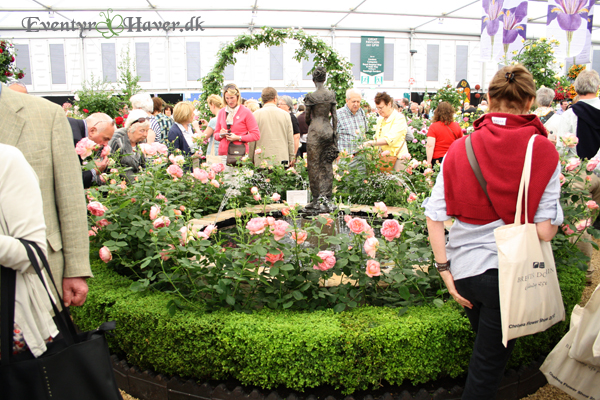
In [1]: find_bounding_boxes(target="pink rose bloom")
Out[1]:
[255,148,263,155]
[374,202,388,218]
[291,230,308,244]
[587,158,600,172]
[366,260,381,277]
[266,216,276,226]
[211,163,225,173]
[313,250,336,271]
[463,117,469,122]
[192,168,209,183]
[169,154,185,166]
[96,219,110,227]
[266,251,283,265]
[75,137,98,159]
[139,143,157,156]
[562,224,575,235]
[99,246,112,263]
[271,193,281,202]
[88,229,96,237]
[204,224,217,237]
[167,164,184,179]
[347,217,371,234]
[150,205,160,220]
[210,179,220,188]
[101,145,111,158]
[251,186,259,194]
[153,216,171,229]
[380,150,390,156]
[561,134,579,148]
[207,170,216,180]
[559,173,565,186]
[399,153,412,161]
[179,226,190,245]
[281,207,290,217]
[119,181,127,190]
[156,193,167,202]
[247,217,267,235]
[412,139,418,143]
[587,200,599,210]
[272,220,290,241]
[152,142,169,155]
[87,201,107,216]
[407,192,418,203]
[344,214,352,224]
[253,194,261,201]
[587,175,592,182]
[363,236,379,258]
[576,219,592,232]
[160,244,176,261]
[423,168,433,176]
[565,158,581,172]
[381,219,403,241]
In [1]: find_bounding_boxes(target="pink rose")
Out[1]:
[255,148,263,155]
[160,244,176,261]
[88,229,96,237]
[150,205,160,220]
[266,217,276,226]
[271,193,281,202]
[179,226,190,245]
[565,158,581,172]
[153,216,171,229]
[99,246,112,263]
[152,142,168,155]
[119,181,127,190]
[559,173,565,186]
[210,179,220,188]
[96,219,110,227]
[266,251,284,265]
[167,164,184,179]
[208,170,216,180]
[381,219,403,241]
[281,207,290,217]
[156,193,167,202]
[363,236,379,258]
[75,137,98,159]
[203,224,217,237]
[423,168,433,176]
[562,224,575,235]
[87,201,107,216]
[407,192,418,203]
[272,220,290,241]
[246,217,267,235]
[381,150,390,156]
[576,219,591,232]
[139,143,157,156]
[211,163,225,173]
[374,202,388,218]
[101,145,111,158]
[313,250,336,271]
[587,200,599,210]
[169,154,185,165]
[463,117,469,122]
[291,230,307,244]
[344,214,352,224]
[253,194,261,201]
[587,158,600,172]
[192,168,209,183]
[366,260,381,277]
[251,186,259,194]
[412,139,418,143]
[347,217,371,234]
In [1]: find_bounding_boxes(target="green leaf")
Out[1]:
[256,246,267,257]
[397,307,408,317]
[282,301,294,309]
[270,267,279,276]
[433,299,444,308]
[398,286,410,300]
[349,255,360,262]
[333,303,346,313]
[130,281,145,292]
[226,295,235,306]
[281,264,294,271]
[292,291,303,300]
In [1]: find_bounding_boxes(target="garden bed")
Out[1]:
[72,258,585,396]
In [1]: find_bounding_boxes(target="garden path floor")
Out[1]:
[119,240,600,400]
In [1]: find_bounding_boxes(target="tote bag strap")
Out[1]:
[465,135,491,203]
[514,135,537,226]
[1,264,17,366]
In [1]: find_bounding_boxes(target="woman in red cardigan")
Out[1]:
[426,101,463,165]
[214,83,260,156]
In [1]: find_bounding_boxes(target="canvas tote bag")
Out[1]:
[569,284,600,366]
[540,305,600,400]
[493,135,565,347]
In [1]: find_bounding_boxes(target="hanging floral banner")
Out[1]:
[480,0,528,64]
[546,0,594,62]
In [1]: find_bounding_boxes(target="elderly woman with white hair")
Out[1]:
[130,93,160,144]
[278,95,301,154]
[108,109,148,181]
[533,87,561,140]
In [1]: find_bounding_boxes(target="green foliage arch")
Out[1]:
[198,27,354,117]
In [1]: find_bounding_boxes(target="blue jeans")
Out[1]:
[454,269,516,400]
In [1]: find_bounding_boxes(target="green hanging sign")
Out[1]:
[360,36,384,85]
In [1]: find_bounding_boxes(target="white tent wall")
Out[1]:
[8,32,520,97]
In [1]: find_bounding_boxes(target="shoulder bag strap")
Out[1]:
[1,265,17,366]
[446,123,458,140]
[465,135,491,203]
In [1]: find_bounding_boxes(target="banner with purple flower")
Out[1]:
[546,0,594,61]
[481,0,528,63]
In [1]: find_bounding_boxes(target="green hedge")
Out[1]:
[72,259,585,394]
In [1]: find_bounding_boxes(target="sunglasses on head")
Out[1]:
[133,117,147,124]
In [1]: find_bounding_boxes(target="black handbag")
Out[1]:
[0,239,123,400]
[226,142,246,166]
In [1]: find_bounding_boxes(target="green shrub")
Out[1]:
[72,258,584,394]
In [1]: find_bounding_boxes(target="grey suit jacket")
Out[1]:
[0,84,92,295]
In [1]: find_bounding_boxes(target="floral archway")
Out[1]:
[197,27,354,117]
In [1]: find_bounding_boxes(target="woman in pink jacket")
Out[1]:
[214,83,260,156]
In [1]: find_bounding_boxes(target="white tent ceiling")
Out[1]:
[1,0,599,42]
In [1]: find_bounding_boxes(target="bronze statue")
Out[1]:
[304,66,338,213]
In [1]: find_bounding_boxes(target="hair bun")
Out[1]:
[505,72,515,82]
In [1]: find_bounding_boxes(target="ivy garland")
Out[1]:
[197,27,354,118]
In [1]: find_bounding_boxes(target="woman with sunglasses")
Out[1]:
[213,83,260,163]
[108,109,149,182]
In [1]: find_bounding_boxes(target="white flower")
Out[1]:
[540,68,545,73]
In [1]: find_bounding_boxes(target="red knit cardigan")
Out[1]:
[443,113,559,225]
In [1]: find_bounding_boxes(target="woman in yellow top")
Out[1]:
[363,92,410,171]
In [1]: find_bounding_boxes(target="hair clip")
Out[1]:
[505,72,515,82]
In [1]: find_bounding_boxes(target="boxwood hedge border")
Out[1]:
[72,258,585,395]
